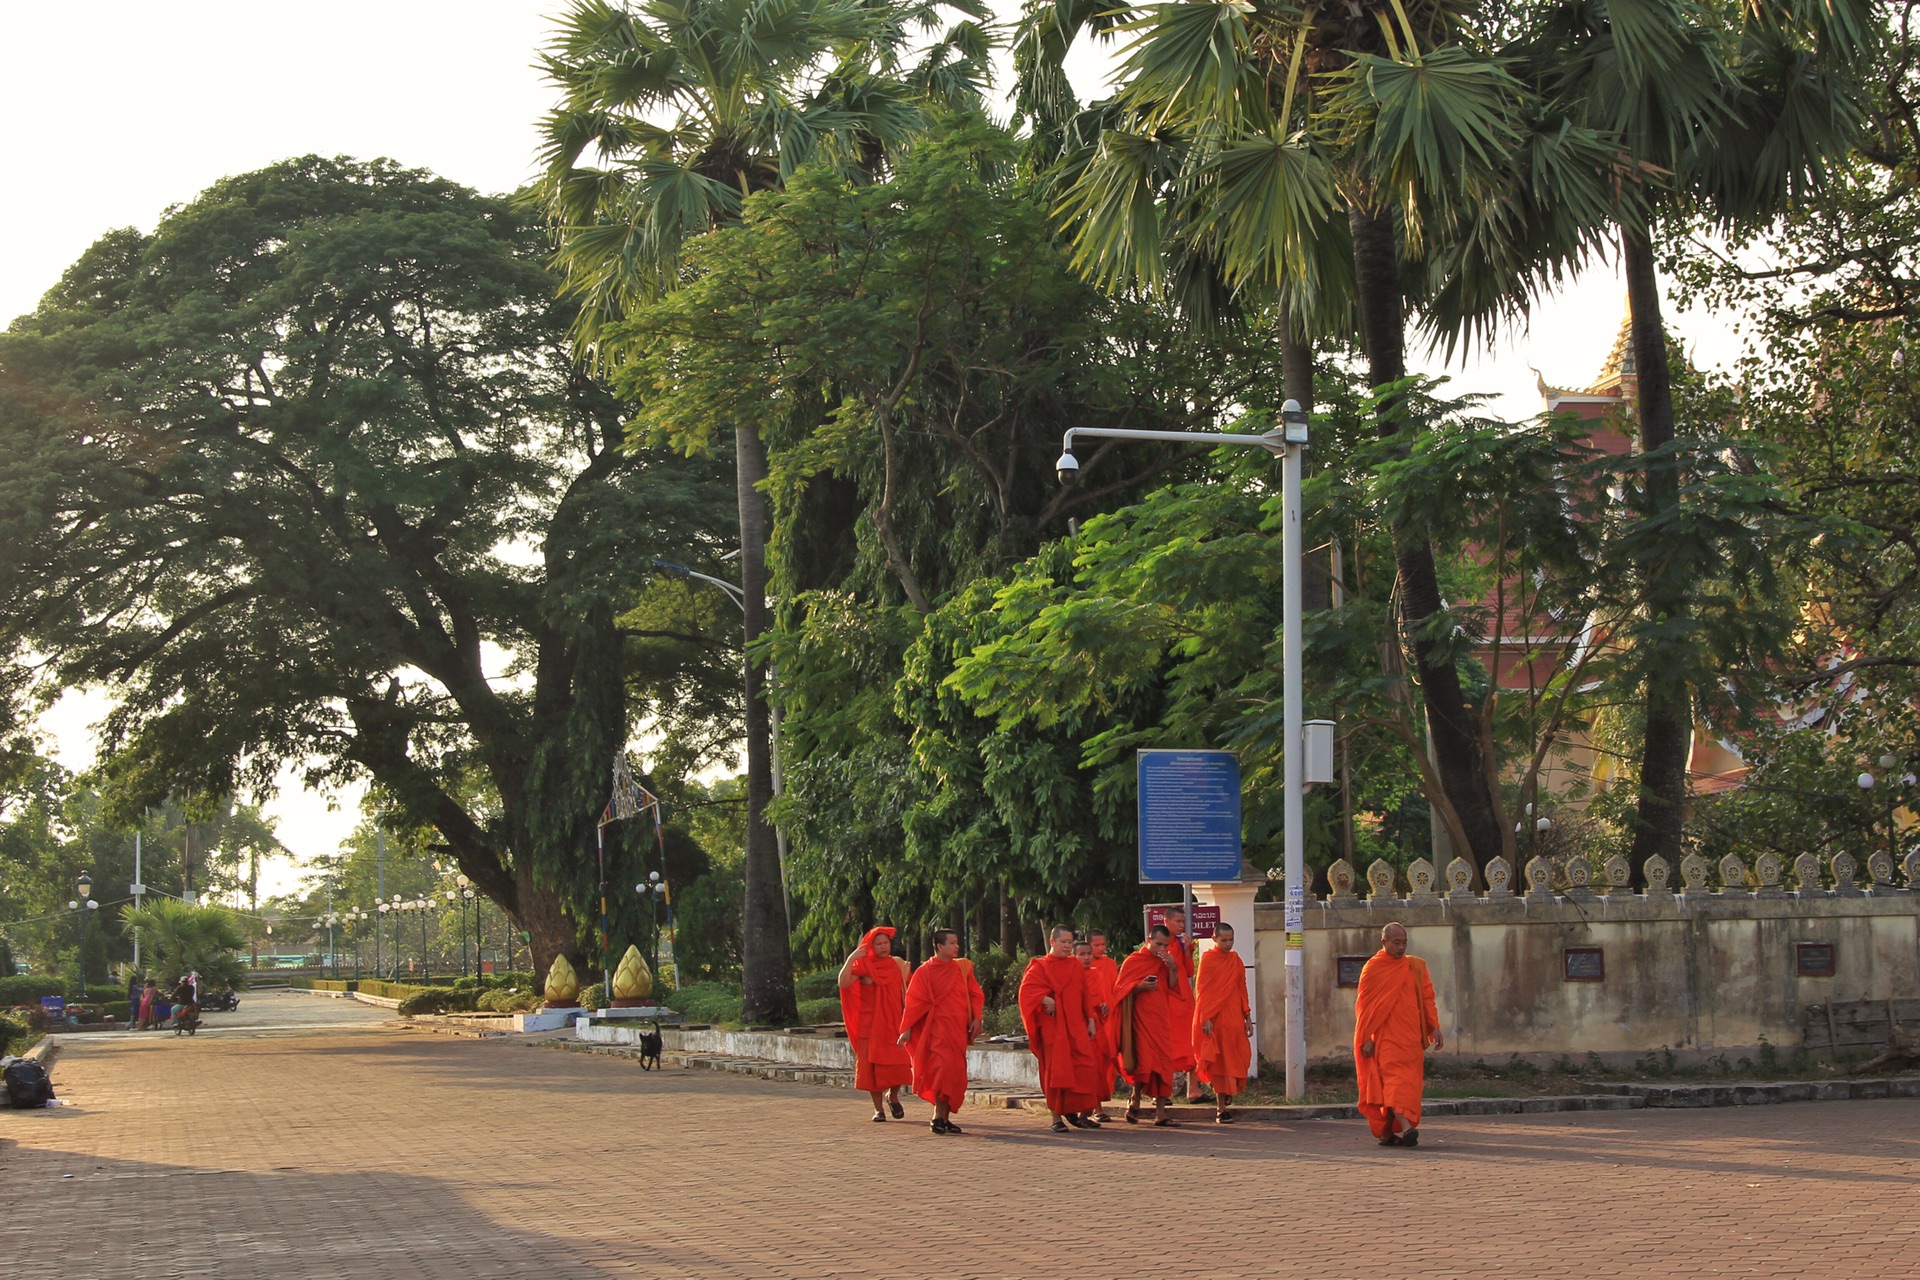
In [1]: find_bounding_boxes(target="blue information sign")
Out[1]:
[1137,749,1243,883]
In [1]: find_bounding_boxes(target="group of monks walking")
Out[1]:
[842,915,1444,1144]
[839,906,1257,1133]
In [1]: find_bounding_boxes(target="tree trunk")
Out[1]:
[998,883,1017,955]
[1348,204,1504,867]
[1622,228,1692,879]
[514,858,579,989]
[736,424,798,1024]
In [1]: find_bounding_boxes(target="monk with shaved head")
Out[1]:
[1353,922,1442,1147]
[1020,925,1102,1132]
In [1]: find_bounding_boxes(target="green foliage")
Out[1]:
[794,996,841,1025]
[665,981,743,1025]
[355,980,437,1001]
[0,155,742,975]
[476,987,540,1013]
[793,969,839,1002]
[0,974,67,1006]
[118,900,248,991]
[399,988,481,1015]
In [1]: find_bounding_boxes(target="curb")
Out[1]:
[1015,1093,1649,1121]
[559,1039,1036,1110]
[1581,1077,1920,1107]
[22,1035,58,1068]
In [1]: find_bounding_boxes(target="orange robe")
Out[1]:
[1191,944,1252,1096]
[1166,933,1197,1071]
[1085,954,1119,1102]
[840,926,912,1092]
[901,955,973,1111]
[954,956,986,1031]
[1113,945,1177,1098]
[1352,949,1439,1139]
[1019,954,1099,1115]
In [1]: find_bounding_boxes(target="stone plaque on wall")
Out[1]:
[1563,946,1605,982]
[1336,955,1370,988]
[1796,942,1836,978]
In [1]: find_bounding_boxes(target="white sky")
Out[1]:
[5,2,1742,891]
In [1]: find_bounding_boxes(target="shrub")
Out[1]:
[398,988,481,1015]
[0,975,68,1006]
[476,988,540,1013]
[972,947,1018,1011]
[98,1002,131,1021]
[795,969,840,1002]
[666,981,742,1025]
[795,996,842,1025]
[355,980,435,1002]
[0,1012,32,1056]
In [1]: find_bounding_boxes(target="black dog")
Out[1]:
[637,1022,663,1071]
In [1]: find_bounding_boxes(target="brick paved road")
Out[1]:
[4,1011,1916,1280]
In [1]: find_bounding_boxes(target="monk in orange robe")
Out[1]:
[1353,922,1442,1147]
[898,928,974,1134]
[1113,924,1181,1126]
[1020,925,1103,1132]
[838,926,911,1121]
[1191,921,1253,1123]
[1162,906,1202,1101]
[1077,935,1117,1120]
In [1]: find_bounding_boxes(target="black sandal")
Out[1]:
[1400,1128,1419,1148]
[1378,1134,1400,1146]
[871,1110,886,1123]
[889,1099,904,1119]
[1124,1103,1141,1125]
[1051,1118,1069,1133]
[940,1119,963,1135]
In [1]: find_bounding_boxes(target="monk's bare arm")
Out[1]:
[837,946,868,990]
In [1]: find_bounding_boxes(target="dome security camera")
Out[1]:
[1054,450,1080,486]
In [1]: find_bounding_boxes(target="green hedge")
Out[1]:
[356,980,435,1001]
[0,974,70,1006]
[666,981,743,1025]
[795,997,842,1025]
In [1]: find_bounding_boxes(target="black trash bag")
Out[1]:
[3,1057,55,1108]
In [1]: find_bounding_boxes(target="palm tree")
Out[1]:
[1514,0,1874,876]
[1020,0,1618,869]
[120,899,249,991]
[534,0,989,1022]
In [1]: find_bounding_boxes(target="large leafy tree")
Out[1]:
[1017,0,1622,870]
[1513,0,1875,873]
[534,0,990,1018]
[616,121,1283,955]
[0,157,739,980]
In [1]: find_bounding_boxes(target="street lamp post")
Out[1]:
[638,874,666,989]
[652,558,793,932]
[1857,754,1908,866]
[1052,401,1314,1099]
[415,896,430,980]
[458,879,474,976]
[72,872,97,1001]
[376,902,389,976]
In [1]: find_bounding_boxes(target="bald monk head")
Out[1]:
[1164,907,1185,932]
[1213,922,1235,952]
[932,928,960,958]
[1090,930,1109,958]
[1074,939,1093,967]
[1381,922,1408,958]
[1148,924,1171,956]
[1048,925,1075,958]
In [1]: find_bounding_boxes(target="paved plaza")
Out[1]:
[3,994,1916,1279]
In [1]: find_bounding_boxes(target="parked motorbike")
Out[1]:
[200,990,239,1013]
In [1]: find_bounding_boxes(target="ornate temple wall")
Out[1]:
[1253,849,1920,1064]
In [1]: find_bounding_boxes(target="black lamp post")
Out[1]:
[637,873,666,991]
[415,896,429,980]
[72,872,96,1001]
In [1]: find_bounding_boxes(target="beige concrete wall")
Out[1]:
[1254,892,1920,1064]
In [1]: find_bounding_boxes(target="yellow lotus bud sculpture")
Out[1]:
[543,953,582,1008]
[610,945,654,1006]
